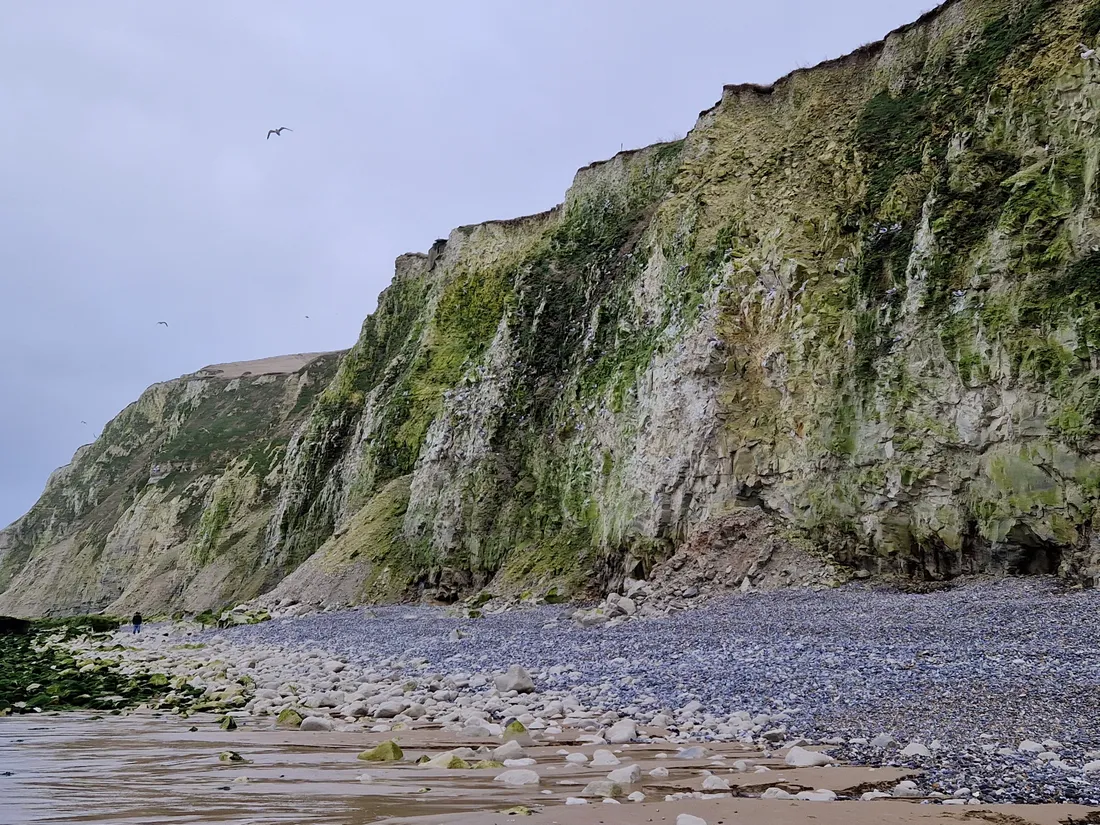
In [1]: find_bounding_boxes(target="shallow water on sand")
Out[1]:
[0,712,517,824]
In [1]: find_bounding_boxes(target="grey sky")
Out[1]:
[0,0,936,528]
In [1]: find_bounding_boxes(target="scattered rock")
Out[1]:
[591,749,620,766]
[358,741,403,762]
[494,769,540,787]
[493,740,525,761]
[784,746,833,767]
[607,764,641,784]
[900,741,930,758]
[606,719,637,744]
[580,780,623,799]
[494,666,534,694]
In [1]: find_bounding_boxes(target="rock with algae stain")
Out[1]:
[474,759,505,769]
[275,708,303,729]
[358,740,404,762]
[218,750,247,763]
[504,720,527,735]
[218,715,237,731]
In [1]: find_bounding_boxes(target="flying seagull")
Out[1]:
[267,127,293,139]
[1080,43,1097,60]
[80,420,87,425]
[157,321,169,327]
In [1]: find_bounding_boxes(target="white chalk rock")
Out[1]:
[784,746,834,767]
[607,764,641,784]
[591,749,620,767]
[493,769,540,787]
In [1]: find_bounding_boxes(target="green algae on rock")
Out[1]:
[358,740,404,762]
[0,621,197,716]
[275,708,304,729]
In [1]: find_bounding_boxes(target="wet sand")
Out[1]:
[3,712,1095,825]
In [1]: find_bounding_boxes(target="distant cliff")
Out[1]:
[0,353,341,616]
[6,0,1100,617]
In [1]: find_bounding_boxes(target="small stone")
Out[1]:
[473,760,505,769]
[1018,740,1045,754]
[893,780,922,798]
[218,751,245,763]
[218,716,237,731]
[762,787,794,800]
[504,720,527,735]
[504,758,536,767]
[591,749,620,766]
[565,752,588,764]
[607,765,641,784]
[358,741,403,762]
[565,797,587,805]
[580,780,623,799]
[375,701,406,719]
[702,775,730,790]
[784,746,834,767]
[494,666,535,694]
[494,769,540,786]
[627,791,646,802]
[300,716,334,732]
[493,740,525,761]
[796,789,837,801]
[606,719,638,744]
[677,815,708,825]
[1083,761,1100,773]
[900,741,930,758]
[675,746,708,759]
[869,733,896,749]
[650,766,669,778]
[861,791,891,800]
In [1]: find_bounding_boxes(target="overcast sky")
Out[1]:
[0,0,937,528]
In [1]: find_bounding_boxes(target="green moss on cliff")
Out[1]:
[855,89,932,212]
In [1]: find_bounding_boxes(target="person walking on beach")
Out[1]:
[132,612,142,634]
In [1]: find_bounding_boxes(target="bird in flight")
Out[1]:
[267,127,293,139]
[157,321,169,327]
[80,420,87,425]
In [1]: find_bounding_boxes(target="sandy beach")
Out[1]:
[3,580,1099,823]
[4,711,1095,825]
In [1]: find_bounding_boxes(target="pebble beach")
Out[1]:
[6,575,1094,824]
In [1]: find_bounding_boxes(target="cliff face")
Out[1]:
[0,353,341,616]
[6,0,1100,616]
